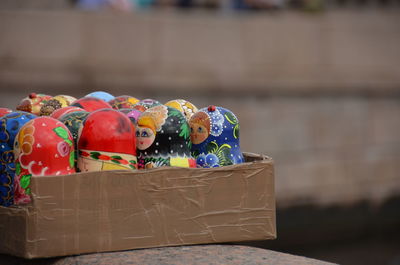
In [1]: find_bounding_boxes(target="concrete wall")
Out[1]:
[1,9,399,208]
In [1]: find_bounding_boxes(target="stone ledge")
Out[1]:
[0,245,335,265]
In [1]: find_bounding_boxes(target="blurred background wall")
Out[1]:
[1,1,400,264]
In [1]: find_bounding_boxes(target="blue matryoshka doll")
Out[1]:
[85,91,115,102]
[189,105,243,168]
[0,111,36,206]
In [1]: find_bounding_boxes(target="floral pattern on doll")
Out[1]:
[14,117,76,204]
[190,106,243,168]
[209,108,224,137]
[165,99,198,121]
[136,106,195,169]
[193,141,233,168]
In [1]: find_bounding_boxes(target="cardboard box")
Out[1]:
[0,152,275,259]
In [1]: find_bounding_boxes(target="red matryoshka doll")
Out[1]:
[189,106,244,168]
[16,93,52,115]
[119,108,143,125]
[13,116,76,204]
[165,99,198,121]
[77,109,137,172]
[70,97,112,112]
[39,95,77,116]
[136,105,196,169]
[0,108,12,118]
[109,95,140,109]
[51,106,85,120]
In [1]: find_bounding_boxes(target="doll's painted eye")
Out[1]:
[197,127,203,133]
[190,126,194,133]
[135,130,140,137]
[141,131,148,137]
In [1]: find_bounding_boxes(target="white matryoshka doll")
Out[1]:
[189,105,244,168]
[136,105,196,169]
[77,109,137,172]
[165,99,198,121]
[13,116,76,205]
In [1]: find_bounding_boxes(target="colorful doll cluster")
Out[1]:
[0,91,244,205]
[16,93,77,116]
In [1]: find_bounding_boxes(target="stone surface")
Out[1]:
[0,245,335,265]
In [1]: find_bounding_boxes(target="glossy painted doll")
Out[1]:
[189,105,244,168]
[0,108,12,118]
[165,99,198,121]
[13,116,76,204]
[85,91,115,102]
[71,97,112,112]
[16,93,52,115]
[51,106,85,120]
[77,109,137,171]
[133,99,162,111]
[119,108,143,125]
[39,95,77,116]
[109,95,140,109]
[59,111,90,171]
[136,105,196,169]
[0,111,36,206]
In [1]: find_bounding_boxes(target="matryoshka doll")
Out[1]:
[51,106,85,120]
[13,116,76,205]
[133,99,161,111]
[77,109,137,172]
[165,99,198,121]
[109,95,140,109]
[85,91,115,102]
[189,105,243,168]
[16,93,52,115]
[136,105,196,169]
[119,108,143,125]
[0,111,36,206]
[70,97,112,112]
[0,108,12,118]
[59,111,90,171]
[39,95,77,116]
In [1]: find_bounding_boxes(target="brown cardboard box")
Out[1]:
[0,152,275,259]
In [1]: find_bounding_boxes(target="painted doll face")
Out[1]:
[190,123,209,144]
[136,127,155,150]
